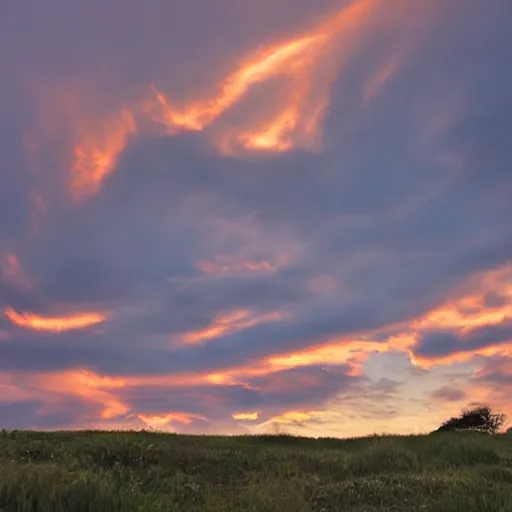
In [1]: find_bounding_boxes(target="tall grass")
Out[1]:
[0,429,511,511]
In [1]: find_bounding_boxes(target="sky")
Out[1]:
[0,0,511,437]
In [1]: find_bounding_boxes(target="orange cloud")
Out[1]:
[149,34,323,133]
[270,410,317,424]
[37,369,129,419]
[149,0,376,154]
[412,345,512,370]
[413,298,511,334]
[181,309,285,344]
[10,367,253,425]
[71,110,136,202]
[393,264,512,368]
[26,82,138,204]
[204,373,240,386]
[138,412,204,428]
[237,106,302,152]
[5,307,106,332]
[232,412,259,421]
[267,338,388,374]
[16,368,212,423]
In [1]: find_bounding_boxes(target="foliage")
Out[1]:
[434,406,506,435]
[0,430,511,511]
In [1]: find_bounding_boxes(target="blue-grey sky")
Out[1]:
[0,0,511,435]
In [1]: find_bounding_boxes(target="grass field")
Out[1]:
[1,429,512,511]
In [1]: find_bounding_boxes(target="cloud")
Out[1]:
[4,307,106,332]
[414,320,512,361]
[232,412,258,421]
[71,110,137,202]
[165,1,378,152]
[0,0,510,434]
[180,309,286,345]
[430,386,466,403]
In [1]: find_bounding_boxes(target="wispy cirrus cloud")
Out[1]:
[4,308,106,333]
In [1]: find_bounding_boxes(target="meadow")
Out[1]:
[1,429,512,511]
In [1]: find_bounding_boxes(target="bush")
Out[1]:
[434,406,506,434]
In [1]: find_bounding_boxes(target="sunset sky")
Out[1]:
[1,0,511,436]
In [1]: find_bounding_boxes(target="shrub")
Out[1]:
[434,406,506,434]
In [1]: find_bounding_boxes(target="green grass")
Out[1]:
[0,430,512,511]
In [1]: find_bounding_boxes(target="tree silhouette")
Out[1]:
[434,406,506,434]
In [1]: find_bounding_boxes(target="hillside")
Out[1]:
[1,430,512,511]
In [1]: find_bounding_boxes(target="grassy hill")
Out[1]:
[1,429,512,511]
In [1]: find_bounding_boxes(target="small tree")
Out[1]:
[434,406,506,435]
